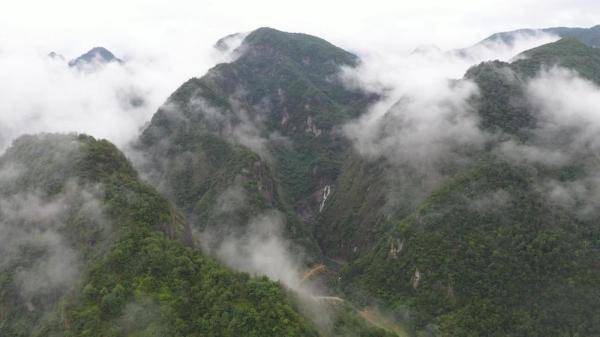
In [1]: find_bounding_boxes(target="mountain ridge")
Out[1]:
[477,24,600,48]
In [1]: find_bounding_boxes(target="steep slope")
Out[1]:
[336,38,600,336]
[304,38,600,263]
[136,27,373,256]
[0,134,322,337]
[465,38,600,136]
[315,156,392,261]
[315,153,431,262]
[341,157,600,336]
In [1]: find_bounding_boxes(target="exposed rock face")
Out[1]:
[135,27,374,256]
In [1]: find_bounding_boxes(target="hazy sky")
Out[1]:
[2,0,600,55]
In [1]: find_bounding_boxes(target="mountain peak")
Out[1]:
[236,27,359,67]
[68,46,123,68]
[244,27,290,41]
[214,32,246,52]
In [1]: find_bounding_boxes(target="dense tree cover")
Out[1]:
[0,134,322,337]
[327,304,399,337]
[136,33,599,337]
[465,38,600,137]
[464,61,533,137]
[315,155,420,261]
[340,157,600,336]
[63,230,320,337]
[233,28,375,206]
[136,28,374,257]
[335,38,600,336]
[319,37,600,264]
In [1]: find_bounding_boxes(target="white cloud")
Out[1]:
[339,28,560,172]
[527,67,600,151]
[0,0,596,154]
[0,183,107,305]
[0,44,231,152]
[488,68,600,215]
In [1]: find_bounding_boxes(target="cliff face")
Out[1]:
[136,27,374,256]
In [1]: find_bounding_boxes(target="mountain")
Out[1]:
[68,47,123,69]
[135,27,374,257]
[336,38,600,336]
[511,37,600,81]
[451,25,600,61]
[133,28,600,336]
[214,32,246,52]
[0,134,325,337]
[463,38,600,136]
[315,153,425,262]
[133,27,407,335]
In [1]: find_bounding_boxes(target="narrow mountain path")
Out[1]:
[359,308,410,337]
[302,264,411,336]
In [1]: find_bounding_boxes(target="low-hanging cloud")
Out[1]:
[527,67,600,151]
[490,67,600,217]
[527,68,600,214]
[197,180,305,289]
[455,30,560,62]
[338,31,563,212]
[199,183,337,329]
[341,30,561,164]
[344,78,483,167]
[0,182,107,308]
[497,67,600,166]
[0,36,233,154]
[209,210,304,289]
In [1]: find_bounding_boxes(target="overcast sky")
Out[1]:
[2,0,600,55]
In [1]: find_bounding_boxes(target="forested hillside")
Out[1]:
[336,38,600,336]
[0,134,321,337]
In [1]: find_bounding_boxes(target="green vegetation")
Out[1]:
[327,303,399,337]
[465,38,600,137]
[0,134,320,337]
[464,60,533,136]
[315,155,413,261]
[136,27,373,257]
[65,230,319,337]
[335,37,600,337]
[340,157,600,336]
